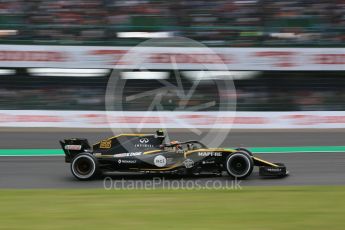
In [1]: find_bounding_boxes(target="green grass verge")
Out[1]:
[0,186,345,230]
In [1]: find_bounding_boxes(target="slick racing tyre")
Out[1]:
[225,152,254,179]
[71,153,100,180]
[235,147,253,156]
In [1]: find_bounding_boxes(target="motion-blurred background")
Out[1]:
[0,0,344,46]
[0,0,344,129]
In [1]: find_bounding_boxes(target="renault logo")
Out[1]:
[139,138,149,143]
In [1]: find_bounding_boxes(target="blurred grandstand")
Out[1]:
[0,69,344,111]
[0,0,344,113]
[0,0,344,47]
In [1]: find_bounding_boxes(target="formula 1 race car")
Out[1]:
[60,130,288,180]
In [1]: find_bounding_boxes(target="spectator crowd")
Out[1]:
[0,0,343,46]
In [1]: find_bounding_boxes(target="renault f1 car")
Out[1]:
[60,130,288,180]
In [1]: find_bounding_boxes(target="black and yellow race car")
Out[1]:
[60,130,288,180]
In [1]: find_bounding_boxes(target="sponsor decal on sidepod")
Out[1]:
[118,159,137,164]
[114,152,142,157]
[154,155,167,167]
[198,152,222,157]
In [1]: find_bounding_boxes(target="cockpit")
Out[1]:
[160,140,207,152]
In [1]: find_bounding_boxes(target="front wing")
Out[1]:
[253,157,288,177]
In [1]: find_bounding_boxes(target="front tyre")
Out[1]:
[235,147,253,156]
[71,153,100,180]
[225,152,254,179]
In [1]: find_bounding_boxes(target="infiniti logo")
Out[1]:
[139,138,149,143]
[135,137,154,148]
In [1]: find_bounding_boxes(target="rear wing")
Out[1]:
[59,138,91,162]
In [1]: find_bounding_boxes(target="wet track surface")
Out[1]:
[0,131,345,188]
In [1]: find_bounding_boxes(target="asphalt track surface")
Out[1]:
[1,130,345,188]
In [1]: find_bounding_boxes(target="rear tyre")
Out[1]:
[71,153,100,180]
[225,152,254,179]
